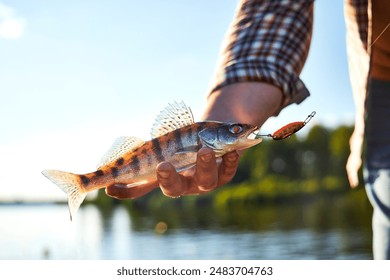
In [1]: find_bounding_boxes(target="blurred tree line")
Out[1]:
[213,124,358,208]
[93,124,367,210]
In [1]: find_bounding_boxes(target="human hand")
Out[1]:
[346,130,363,188]
[105,147,240,199]
[346,152,362,188]
[157,147,239,197]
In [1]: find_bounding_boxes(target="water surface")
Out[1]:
[0,195,373,260]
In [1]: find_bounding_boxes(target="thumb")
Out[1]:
[346,154,361,188]
[347,169,359,188]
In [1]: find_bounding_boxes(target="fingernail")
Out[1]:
[158,170,170,179]
[201,153,212,163]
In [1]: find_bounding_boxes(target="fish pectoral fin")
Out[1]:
[171,146,199,162]
[169,146,200,172]
[126,180,149,188]
[97,136,145,169]
[106,181,159,199]
[150,101,195,138]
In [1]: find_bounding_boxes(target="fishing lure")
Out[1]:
[257,111,316,140]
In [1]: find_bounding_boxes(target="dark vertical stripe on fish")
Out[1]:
[173,129,183,151]
[115,157,124,166]
[94,170,104,177]
[80,175,90,185]
[195,124,204,144]
[140,148,153,166]
[131,155,141,173]
[151,138,165,162]
[186,126,193,142]
[111,167,119,178]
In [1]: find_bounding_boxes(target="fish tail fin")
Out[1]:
[42,169,87,221]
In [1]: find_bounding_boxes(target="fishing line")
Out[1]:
[368,22,390,50]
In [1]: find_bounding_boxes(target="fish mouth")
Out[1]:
[246,126,261,140]
[237,126,262,149]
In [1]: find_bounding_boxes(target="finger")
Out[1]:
[194,147,218,192]
[218,151,240,186]
[106,182,158,199]
[346,164,359,189]
[346,155,361,189]
[348,174,359,189]
[157,161,188,197]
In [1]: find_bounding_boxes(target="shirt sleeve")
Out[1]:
[208,0,314,109]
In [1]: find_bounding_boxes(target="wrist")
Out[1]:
[202,82,283,126]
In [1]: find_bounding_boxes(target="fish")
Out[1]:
[42,101,262,220]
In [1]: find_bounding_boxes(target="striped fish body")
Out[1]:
[77,122,221,192]
[42,102,261,220]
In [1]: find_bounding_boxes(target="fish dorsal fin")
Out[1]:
[97,136,145,168]
[151,101,194,138]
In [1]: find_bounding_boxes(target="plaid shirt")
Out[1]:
[209,0,371,116]
[209,0,314,109]
[208,0,374,168]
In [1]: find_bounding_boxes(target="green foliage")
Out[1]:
[329,126,354,177]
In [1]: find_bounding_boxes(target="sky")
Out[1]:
[0,0,356,201]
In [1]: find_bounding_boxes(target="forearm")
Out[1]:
[202,82,283,127]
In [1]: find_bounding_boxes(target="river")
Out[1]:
[0,193,373,260]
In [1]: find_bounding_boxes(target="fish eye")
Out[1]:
[229,124,244,134]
